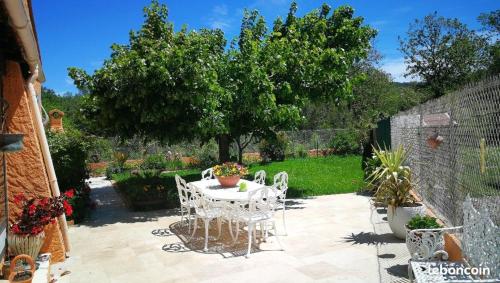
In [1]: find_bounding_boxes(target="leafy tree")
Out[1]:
[220,3,376,162]
[69,1,228,145]
[478,10,500,75]
[399,12,490,97]
[69,1,376,163]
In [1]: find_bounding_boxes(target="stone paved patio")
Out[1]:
[56,177,409,283]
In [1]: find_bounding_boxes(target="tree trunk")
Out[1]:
[218,134,230,163]
[237,142,244,164]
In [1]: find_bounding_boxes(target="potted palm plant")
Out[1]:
[368,145,425,239]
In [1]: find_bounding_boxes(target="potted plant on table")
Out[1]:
[8,190,74,260]
[368,145,425,239]
[213,162,248,188]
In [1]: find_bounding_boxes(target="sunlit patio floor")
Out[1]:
[57,177,409,283]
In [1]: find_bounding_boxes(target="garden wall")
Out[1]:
[390,76,500,227]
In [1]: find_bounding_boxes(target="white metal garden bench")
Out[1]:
[408,196,499,283]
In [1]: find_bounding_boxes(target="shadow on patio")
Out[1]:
[154,219,285,258]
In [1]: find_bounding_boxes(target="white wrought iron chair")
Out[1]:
[254,170,266,185]
[272,172,289,235]
[201,168,214,180]
[175,174,195,232]
[408,196,500,282]
[229,186,283,258]
[188,185,224,252]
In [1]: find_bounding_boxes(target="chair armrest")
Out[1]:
[410,226,462,234]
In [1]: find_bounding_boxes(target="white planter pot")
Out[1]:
[405,226,445,260]
[8,232,45,260]
[387,204,426,239]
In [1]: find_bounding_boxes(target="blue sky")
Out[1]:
[32,0,498,94]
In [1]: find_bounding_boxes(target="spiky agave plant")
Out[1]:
[368,145,416,208]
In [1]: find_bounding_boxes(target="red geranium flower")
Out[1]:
[13,193,25,206]
[64,189,75,199]
[11,224,20,234]
[40,197,49,206]
[28,204,37,216]
[63,200,73,217]
[31,226,43,235]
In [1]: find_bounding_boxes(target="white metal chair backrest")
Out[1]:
[189,185,213,216]
[247,186,276,218]
[273,172,288,200]
[254,170,266,185]
[201,168,214,180]
[175,175,190,207]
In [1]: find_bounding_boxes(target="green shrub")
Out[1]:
[88,137,113,162]
[112,170,200,211]
[407,215,442,230]
[141,153,168,170]
[47,129,90,191]
[66,188,93,223]
[259,132,289,162]
[295,144,308,158]
[105,149,130,179]
[47,130,93,223]
[330,130,361,155]
[194,139,218,169]
[105,161,125,179]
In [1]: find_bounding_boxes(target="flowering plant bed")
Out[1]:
[11,190,74,236]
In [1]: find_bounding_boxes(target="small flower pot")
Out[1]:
[8,232,45,260]
[216,175,240,188]
[405,225,444,260]
[426,134,444,149]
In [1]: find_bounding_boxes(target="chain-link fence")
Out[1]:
[391,76,500,227]
[244,128,339,153]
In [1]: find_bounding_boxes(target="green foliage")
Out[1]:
[193,139,219,169]
[407,215,442,230]
[66,189,92,223]
[399,12,490,97]
[105,162,125,179]
[295,144,309,158]
[140,153,167,170]
[41,87,84,132]
[248,155,364,197]
[363,152,382,192]
[330,130,361,155]
[68,1,376,163]
[47,130,90,191]
[259,132,289,162]
[105,150,129,179]
[88,138,113,162]
[140,153,183,171]
[68,0,228,144]
[478,10,500,75]
[112,169,200,211]
[112,155,363,210]
[369,146,416,207]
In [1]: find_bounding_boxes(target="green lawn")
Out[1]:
[247,155,364,197]
[113,156,364,210]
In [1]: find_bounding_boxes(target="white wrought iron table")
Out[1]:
[188,178,269,202]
